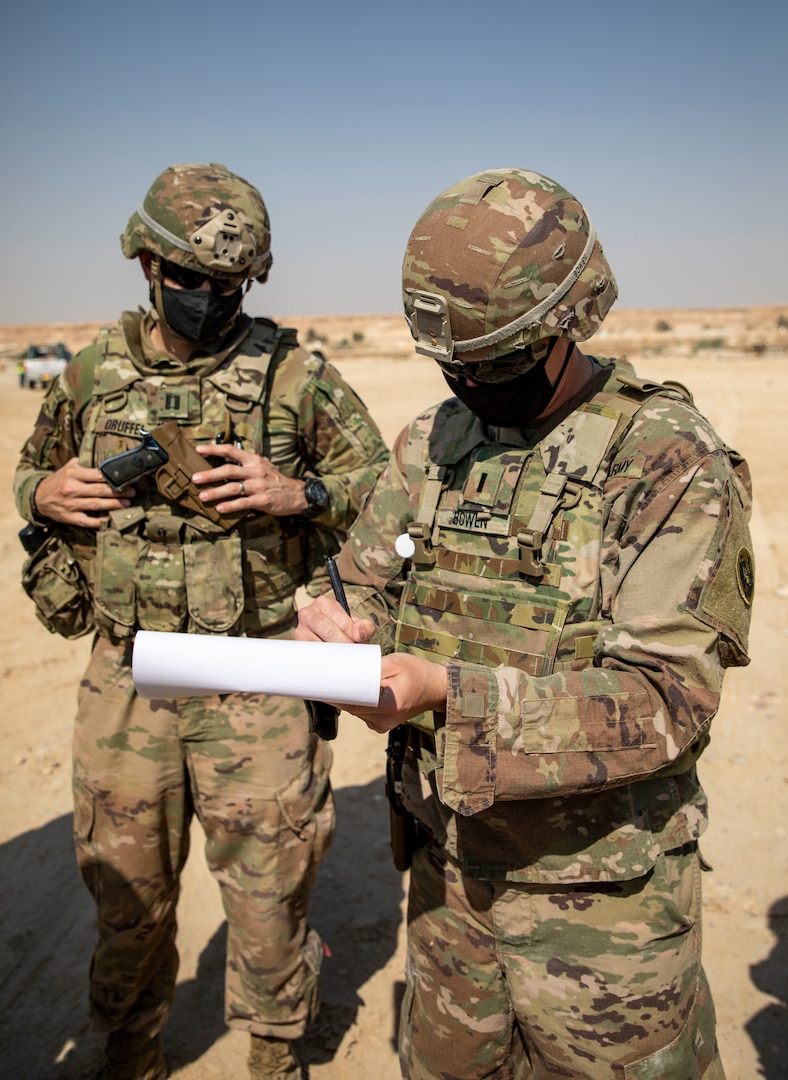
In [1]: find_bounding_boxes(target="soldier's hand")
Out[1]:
[33,458,134,529]
[193,443,310,517]
[296,603,448,734]
[347,653,448,733]
[295,593,374,645]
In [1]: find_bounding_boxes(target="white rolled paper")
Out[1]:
[132,630,382,706]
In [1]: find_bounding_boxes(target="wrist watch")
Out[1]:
[302,476,329,519]
[29,476,50,525]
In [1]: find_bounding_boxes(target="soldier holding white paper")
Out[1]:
[297,168,754,1079]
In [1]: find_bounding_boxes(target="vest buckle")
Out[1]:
[559,480,583,510]
[407,522,436,566]
[517,528,545,578]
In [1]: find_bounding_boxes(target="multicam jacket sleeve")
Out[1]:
[278,350,389,534]
[265,347,390,597]
[14,359,89,522]
[336,391,754,811]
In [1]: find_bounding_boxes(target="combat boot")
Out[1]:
[93,1030,168,1080]
[248,1034,303,1079]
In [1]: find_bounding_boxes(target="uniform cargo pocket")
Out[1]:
[242,539,300,606]
[623,1018,701,1079]
[274,759,334,901]
[72,777,100,899]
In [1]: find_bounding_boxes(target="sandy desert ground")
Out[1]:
[0,306,786,1079]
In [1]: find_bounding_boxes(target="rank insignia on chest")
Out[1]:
[155,386,200,423]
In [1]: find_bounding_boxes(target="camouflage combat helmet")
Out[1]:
[121,162,273,284]
[402,168,617,374]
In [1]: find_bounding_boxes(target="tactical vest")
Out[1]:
[73,317,310,640]
[396,361,709,883]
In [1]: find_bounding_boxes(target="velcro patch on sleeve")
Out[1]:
[461,692,487,718]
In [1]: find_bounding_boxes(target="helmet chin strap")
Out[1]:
[147,256,200,344]
[549,340,574,394]
[148,256,170,330]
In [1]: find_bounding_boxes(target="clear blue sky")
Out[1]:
[1,0,785,324]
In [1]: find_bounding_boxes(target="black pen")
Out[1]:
[325,556,350,614]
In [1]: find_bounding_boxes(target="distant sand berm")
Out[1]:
[1,304,787,365]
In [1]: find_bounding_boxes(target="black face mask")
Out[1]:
[444,360,555,427]
[444,342,573,428]
[158,284,243,342]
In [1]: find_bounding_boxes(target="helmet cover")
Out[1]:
[121,162,273,283]
[402,168,617,370]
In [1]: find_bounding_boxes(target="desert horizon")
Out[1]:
[1,302,787,368]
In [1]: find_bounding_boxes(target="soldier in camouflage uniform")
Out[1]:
[296,169,755,1079]
[14,162,388,1080]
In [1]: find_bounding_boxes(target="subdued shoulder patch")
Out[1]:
[696,497,754,662]
[736,546,755,606]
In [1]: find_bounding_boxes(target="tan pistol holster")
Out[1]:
[152,420,246,530]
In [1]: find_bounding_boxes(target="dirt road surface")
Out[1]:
[0,312,785,1078]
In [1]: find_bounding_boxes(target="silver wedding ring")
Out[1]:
[238,479,245,496]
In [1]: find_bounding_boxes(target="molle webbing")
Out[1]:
[518,473,574,578]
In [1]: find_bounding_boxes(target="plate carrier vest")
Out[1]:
[395,362,710,883]
[71,317,311,640]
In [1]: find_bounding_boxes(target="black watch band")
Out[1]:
[302,477,329,520]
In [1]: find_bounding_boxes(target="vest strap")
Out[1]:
[411,464,448,564]
[517,473,567,578]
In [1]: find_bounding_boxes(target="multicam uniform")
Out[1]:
[14,308,388,1041]
[335,356,753,1079]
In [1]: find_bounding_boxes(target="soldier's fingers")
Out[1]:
[98,483,135,499]
[349,701,399,733]
[86,497,131,513]
[296,598,354,643]
[220,478,249,502]
[69,513,104,530]
[312,611,354,643]
[196,444,250,467]
[60,458,99,479]
[352,619,375,643]
[191,464,230,485]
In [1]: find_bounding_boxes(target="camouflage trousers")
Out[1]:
[399,839,725,1079]
[72,634,335,1040]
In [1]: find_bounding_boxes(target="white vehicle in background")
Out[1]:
[22,343,71,389]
